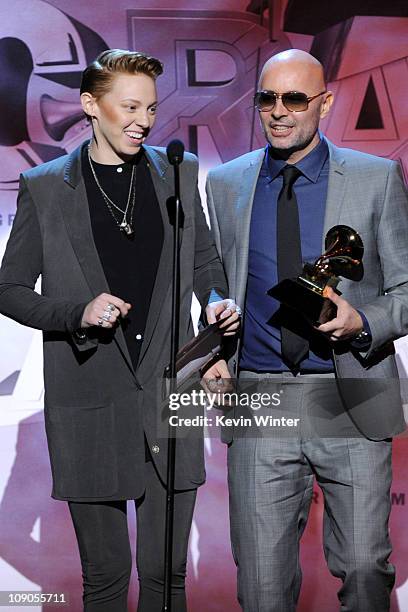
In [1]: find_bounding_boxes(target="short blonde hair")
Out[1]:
[80,49,163,99]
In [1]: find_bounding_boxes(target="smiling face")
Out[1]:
[258,51,333,164]
[81,72,158,164]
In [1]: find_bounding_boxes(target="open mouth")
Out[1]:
[269,124,293,137]
[124,130,145,144]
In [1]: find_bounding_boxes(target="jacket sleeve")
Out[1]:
[192,183,228,307]
[0,174,89,344]
[357,161,408,358]
[205,171,239,364]
[205,171,227,264]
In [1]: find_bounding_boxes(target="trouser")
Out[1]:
[68,456,196,612]
[228,372,395,612]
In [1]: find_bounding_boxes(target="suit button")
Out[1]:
[135,333,143,340]
[151,444,160,454]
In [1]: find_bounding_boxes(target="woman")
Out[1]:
[0,49,238,611]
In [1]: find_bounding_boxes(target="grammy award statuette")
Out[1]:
[268,225,364,325]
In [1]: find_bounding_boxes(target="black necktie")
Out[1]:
[276,165,309,370]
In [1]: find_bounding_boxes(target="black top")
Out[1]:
[82,146,164,369]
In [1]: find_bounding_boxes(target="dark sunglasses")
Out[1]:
[254,90,326,112]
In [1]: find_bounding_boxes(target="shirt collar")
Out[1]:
[264,133,329,183]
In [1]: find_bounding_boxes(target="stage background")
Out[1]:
[0,1,407,610]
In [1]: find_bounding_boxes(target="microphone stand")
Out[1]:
[163,142,183,612]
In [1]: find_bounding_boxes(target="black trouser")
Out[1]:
[68,458,196,611]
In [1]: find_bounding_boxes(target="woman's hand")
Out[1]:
[81,293,131,329]
[205,299,241,336]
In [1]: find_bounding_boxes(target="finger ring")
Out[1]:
[107,303,116,312]
[97,318,104,326]
[235,306,242,316]
[102,311,112,321]
[207,379,224,391]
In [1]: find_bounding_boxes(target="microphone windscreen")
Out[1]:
[166,139,185,165]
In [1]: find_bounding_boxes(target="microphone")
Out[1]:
[164,139,185,610]
[166,139,185,165]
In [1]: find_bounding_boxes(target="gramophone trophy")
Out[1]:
[268,225,364,325]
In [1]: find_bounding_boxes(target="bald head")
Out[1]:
[256,49,333,163]
[259,49,326,92]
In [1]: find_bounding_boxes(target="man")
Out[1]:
[206,49,408,611]
[0,49,238,611]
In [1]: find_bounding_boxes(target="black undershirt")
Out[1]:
[82,145,164,369]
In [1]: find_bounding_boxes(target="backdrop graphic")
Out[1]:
[0,1,407,610]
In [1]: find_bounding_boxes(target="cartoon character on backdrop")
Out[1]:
[0,0,107,198]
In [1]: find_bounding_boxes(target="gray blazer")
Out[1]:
[206,138,408,440]
[0,141,228,500]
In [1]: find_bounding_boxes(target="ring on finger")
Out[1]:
[235,306,242,316]
[102,311,112,322]
[107,303,116,312]
[97,318,104,327]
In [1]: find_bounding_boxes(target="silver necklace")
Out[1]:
[88,146,136,236]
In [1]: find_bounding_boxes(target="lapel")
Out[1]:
[234,150,265,308]
[59,141,135,377]
[135,145,174,370]
[322,139,347,250]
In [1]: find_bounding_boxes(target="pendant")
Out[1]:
[120,221,134,235]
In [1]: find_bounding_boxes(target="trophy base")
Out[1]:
[268,278,338,325]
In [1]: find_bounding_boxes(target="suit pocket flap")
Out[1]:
[44,402,118,498]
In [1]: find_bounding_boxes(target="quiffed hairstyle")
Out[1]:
[80,49,163,99]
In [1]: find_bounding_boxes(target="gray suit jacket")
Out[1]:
[0,141,228,500]
[206,138,408,440]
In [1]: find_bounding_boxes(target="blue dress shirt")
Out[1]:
[240,136,335,372]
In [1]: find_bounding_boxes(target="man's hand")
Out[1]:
[205,298,241,336]
[202,358,231,384]
[81,293,131,329]
[316,286,363,341]
[201,359,234,404]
